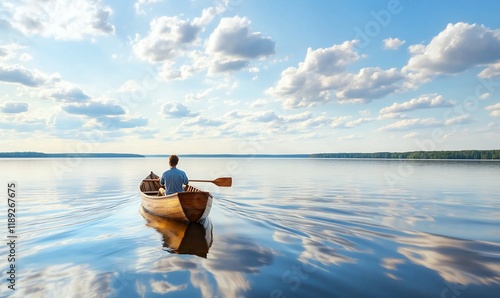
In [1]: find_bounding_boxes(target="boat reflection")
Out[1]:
[139,206,213,258]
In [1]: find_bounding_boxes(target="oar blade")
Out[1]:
[213,177,232,187]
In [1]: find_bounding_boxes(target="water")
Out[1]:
[1,157,499,297]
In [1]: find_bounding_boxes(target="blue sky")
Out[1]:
[1,0,500,154]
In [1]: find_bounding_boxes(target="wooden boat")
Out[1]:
[139,171,212,222]
[140,206,213,258]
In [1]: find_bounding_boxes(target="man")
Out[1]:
[158,155,189,195]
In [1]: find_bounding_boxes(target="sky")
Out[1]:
[1,0,500,154]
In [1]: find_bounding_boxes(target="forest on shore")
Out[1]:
[310,150,500,159]
[0,152,145,158]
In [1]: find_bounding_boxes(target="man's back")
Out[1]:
[161,167,188,195]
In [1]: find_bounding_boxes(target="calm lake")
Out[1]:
[1,157,499,297]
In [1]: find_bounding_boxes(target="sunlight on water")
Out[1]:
[0,158,499,297]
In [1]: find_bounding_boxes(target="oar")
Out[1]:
[189,177,232,187]
[142,177,232,187]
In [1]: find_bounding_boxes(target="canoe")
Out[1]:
[139,206,213,258]
[139,171,213,222]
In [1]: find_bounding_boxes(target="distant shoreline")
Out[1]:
[0,152,145,158]
[1,150,499,159]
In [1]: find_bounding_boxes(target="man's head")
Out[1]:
[169,154,179,167]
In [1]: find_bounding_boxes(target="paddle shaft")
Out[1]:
[142,177,232,187]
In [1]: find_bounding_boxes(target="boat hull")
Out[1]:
[139,172,212,222]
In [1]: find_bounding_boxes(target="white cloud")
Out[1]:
[133,16,203,63]
[94,115,148,129]
[0,64,91,103]
[0,112,46,132]
[383,38,405,50]
[485,103,500,117]
[344,117,373,128]
[47,110,86,130]
[444,115,471,126]
[0,44,26,61]
[380,94,454,114]
[478,62,500,78]
[301,42,360,75]
[379,118,441,131]
[62,101,126,116]
[0,101,28,113]
[404,22,500,84]
[134,0,164,15]
[4,0,114,40]
[248,110,279,122]
[37,83,91,103]
[182,115,224,127]
[269,40,404,107]
[159,62,194,81]
[403,132,421,139]
[206,16,275,73]
[282,111,312,123]
[207,16,275,60]
[334,67,404,102]
[378,112,407,120]
[160,102,198,118]
[0,64,53,87]
[250,98,268,108]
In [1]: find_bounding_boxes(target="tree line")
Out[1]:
[310,150,500,160]
[0,152,145,158]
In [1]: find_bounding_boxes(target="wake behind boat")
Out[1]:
[139,172,213,222]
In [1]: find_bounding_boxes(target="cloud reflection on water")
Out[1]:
[129,226,276,298]
[395,232,500,286]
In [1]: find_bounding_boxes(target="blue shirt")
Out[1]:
[160,167,188,195]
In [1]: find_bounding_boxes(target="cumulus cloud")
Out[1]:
[380,94,454,114]
[0,64,52,87]
[133,16,203,62]
[38,84,91,102]
[159,62,194,81]
[206,16,275,72]
[160,102,198,118]
[0,64,91,103]
[133,5,223,64]
[383,37,405,49]
[207,16,275,60]
[404,22,500,84]
[269,40,404,107]
[478,62,500,78]
[0,101,28,113]
[334,67,404,102]
[3,0,114,40]
[62,101,126,116]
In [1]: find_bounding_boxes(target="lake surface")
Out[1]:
[1,157,499,297]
